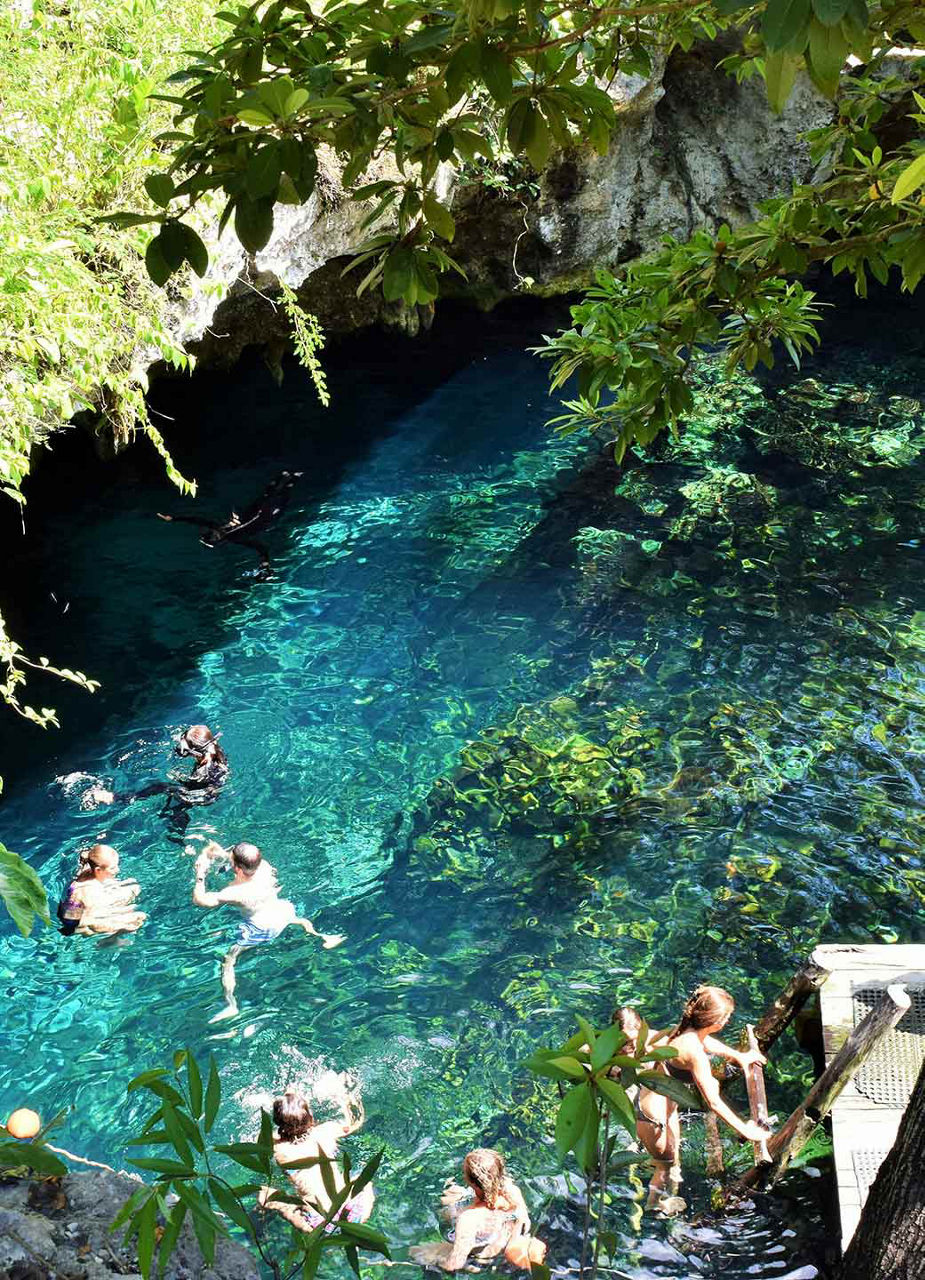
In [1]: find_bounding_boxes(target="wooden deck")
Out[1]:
[813,943,925,1249]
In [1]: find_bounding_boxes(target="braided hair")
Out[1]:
[463,1148,507,1210]
[672,985,735,1038]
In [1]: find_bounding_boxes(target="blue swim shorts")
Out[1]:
[236,919,285,948]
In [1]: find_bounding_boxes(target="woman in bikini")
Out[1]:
[259,1078,373,1232]
[633,986,771,1208]
[410,1149,546,1271]
[57,845,146,937]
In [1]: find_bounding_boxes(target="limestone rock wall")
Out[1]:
[165,42,831,372]
[0,1170,259,1280]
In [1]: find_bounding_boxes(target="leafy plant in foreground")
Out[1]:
[525,1015,701,1279]
[118,1050,389,1280]
[0,843,50,938]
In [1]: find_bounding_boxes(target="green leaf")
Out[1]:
[596,1075,637,1136]
[0,844,49,937]
[383,246,414,302]
[144,174,174,208]
[423,195,455,242]
[212,1143,268,1174]
[186,1052,203,1118]
[234,196,274,254]
[764,49,801,113]
[806,18,849,97]
[445,41,479,105]
[246,143,282,200]
[146,233,172,286]
[893,153,925,204]
[350,1148,383,1198]
[591,1024,628,1071]
[481,44,512,105]
[636,1070,703,1110]
[204,1056,220,1132]
[208,1178,255,1237]
[575,1015,596,1050]
[160,1100,193,1167]
[555,1083,592,1159]
[136,1193,158,1280]
[762,0,811,50]
[158,1201,187,1279]
[506,97,537,155]
[126,1157,196,1175]
[0,1141,67,1176]
[811,0,848,23]
[285,87,310,115]
[109,1187,151,1235]
[338,1220,391,1255]
[572,1095,601,1172]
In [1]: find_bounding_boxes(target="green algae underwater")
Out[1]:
[1,302,924,1278]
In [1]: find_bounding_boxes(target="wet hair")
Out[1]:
[463,1148,507,1210]
[674,985,735,1037]
[179,724,227,765]
[74,844,116,882]
[611,1006,643,1038]
[273,1089,314,1141]
[231,842,262,876]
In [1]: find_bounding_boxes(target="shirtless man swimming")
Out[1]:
[191,840,344,1021]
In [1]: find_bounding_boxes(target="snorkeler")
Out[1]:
[409,1149,545,1272]
[82,725,229,841]
[191,840,345,1021]
[157,470,303,576]
[634,986,772,1209]
[258,1076,373,1232]
[57,844,147,938]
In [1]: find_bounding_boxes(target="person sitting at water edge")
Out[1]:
[258,1076,373,1232]
[409,1148,545,1271]
[634,985,772,1210]
[83,725,229,840]
[191,840,345,1021]
[57,844,147,937]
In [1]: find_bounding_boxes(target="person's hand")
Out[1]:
[322,933,346,949]
[739,1048,767,1070]
[81,786,113,808]
[742,1119,773,1143]
[201,840,226,860]
[194,852,211,877]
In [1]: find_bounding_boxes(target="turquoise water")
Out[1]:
[6,301,925,1277]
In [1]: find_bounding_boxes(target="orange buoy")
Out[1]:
[6,1108,41,1139]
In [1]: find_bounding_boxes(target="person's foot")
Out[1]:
[209,1001,239,1023]
[654,1194,687,1217]
[322,933,346,949]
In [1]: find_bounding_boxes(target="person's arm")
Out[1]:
[688,1053,770,1142]
[337,1081,365,1136]
[442,1211,481,1271]
[703,1035,766,1071]
[504,1180,531,1235]
[191,851,233,909]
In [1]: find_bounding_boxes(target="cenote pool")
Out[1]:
[3,298,925,1278]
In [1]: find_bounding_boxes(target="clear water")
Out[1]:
[5,299,925,1279]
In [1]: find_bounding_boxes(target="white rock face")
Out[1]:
[165,42,832,370]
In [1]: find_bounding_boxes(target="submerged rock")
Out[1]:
[0,1170,259,1279]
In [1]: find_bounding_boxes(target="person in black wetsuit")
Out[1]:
[83,725,229,841]
[157,470,303,576]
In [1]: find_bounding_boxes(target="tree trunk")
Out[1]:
[746,956,832,1056]
[839,1057,925,1280]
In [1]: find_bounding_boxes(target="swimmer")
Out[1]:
[57,845,147,937]
[84,726,229,842]
[157,470,303,576]
[258,1079,372,1232]
[192,840,345,1021]
[410,1149,545,1272]
[635,986,772,1210]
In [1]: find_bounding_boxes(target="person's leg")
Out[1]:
[211,944,244,1022]
[292,916,346,948]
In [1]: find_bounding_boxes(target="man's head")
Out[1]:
[177,725,215,758]
[87,844,118,878]
[231,842,262,879]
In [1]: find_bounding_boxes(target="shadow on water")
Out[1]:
[0,296,572,788]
